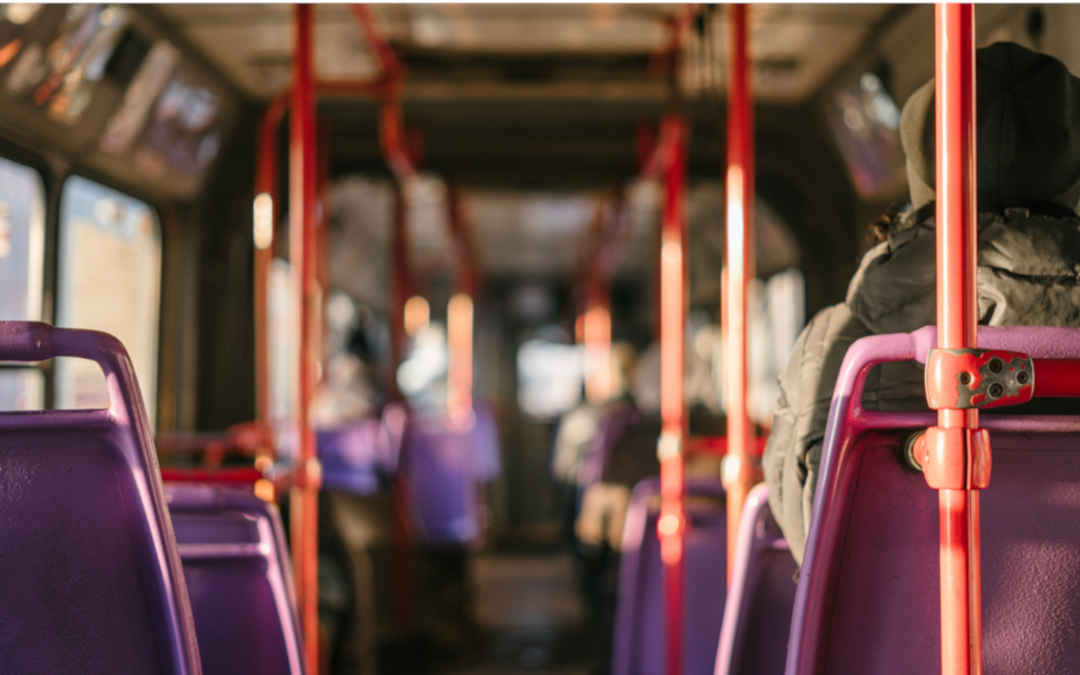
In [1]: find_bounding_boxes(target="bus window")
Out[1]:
[0,155,45,410]
[268,257,297,427]
[0,369,44,410]
[0,155,45,322]
[55,175,161,423]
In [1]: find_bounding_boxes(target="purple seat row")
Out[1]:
[616,325,1080,675]
[0,322,203,674]
[613,477,729,675]
[0,322,306,675]
[167,484,304,675]
[313,401,500,545]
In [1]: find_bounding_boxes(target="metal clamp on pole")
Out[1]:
[925,348,1034,410]
[915,347,1034,490]
[909,427,991,490]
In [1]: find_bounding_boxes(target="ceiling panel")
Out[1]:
[156,4,894,102]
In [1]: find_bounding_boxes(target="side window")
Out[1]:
[55,175,161,424]
[268,258,297,427]
[0,156,46,410]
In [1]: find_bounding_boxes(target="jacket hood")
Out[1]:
[900,42,1080,214]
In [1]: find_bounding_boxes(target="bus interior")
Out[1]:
[0,4,1076,675]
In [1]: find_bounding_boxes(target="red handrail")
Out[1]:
[931,6,981,675]
[723,3,756,586]
[289,6,321,674]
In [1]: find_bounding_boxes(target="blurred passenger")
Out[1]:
[550,343,636,547]
[312,322,389,675]
[549,344,635,620]
[573,339,726,617]
[764,42,1080,564]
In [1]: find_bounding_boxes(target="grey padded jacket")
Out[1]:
[763,206,1080,564]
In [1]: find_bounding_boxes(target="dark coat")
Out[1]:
[763,205,1080,563]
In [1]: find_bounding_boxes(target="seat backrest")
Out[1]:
[317,418,383,495]
[579,402,637,486]
[613,476,728,675]
[787,326,1080,675]
[714,483,797,675]
[470,401,501,482]
[166,484,304,675]
[403,419,479,544]
[0,322,201,675]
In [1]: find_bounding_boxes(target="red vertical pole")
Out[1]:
[389,184,410,398]
[315,121,332,382]
[388,181,415,630]
[934,5,981,675]
[289,5,320,674]
[446,185,476,427]
[657,115,687,675]
[583,281,612,403]
[723,2,755,585]
[254,94,287,466]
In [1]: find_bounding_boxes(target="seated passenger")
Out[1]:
[764,42,1080,564]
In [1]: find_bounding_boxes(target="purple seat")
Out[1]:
[470,401,502,483]
[166,484,304,675]
[613,476,728,675]
[787,326,1080,675]
[403,421,479,544]
[579,402,637,486]
[714,484,796,675]
[402,405,502,545]
[317,418,386,494]
[0,322,201,674]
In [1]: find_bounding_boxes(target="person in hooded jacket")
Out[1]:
[764,42,1080,565]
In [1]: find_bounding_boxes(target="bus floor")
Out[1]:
[380,546,612,675]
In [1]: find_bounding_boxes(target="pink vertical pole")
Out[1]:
[657,115,687,675]
[289,5,320,673]
[934,5,982,674]
[723,2,755,585]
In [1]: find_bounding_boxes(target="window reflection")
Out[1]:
[55,175,161,423]
[0,156,44,322]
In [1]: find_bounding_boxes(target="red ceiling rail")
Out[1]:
[446,184,481,297]
[289,6,321,674]
[722,3,757,586]
[576,189,626,403]
[350,4,404,91]
[927,6,981,675]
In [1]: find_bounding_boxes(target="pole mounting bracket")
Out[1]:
[925,348,1033,410]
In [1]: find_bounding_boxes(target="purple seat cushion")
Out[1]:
[805,430,1080,674]
[167,485,303,675]
[614,477,728,675]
